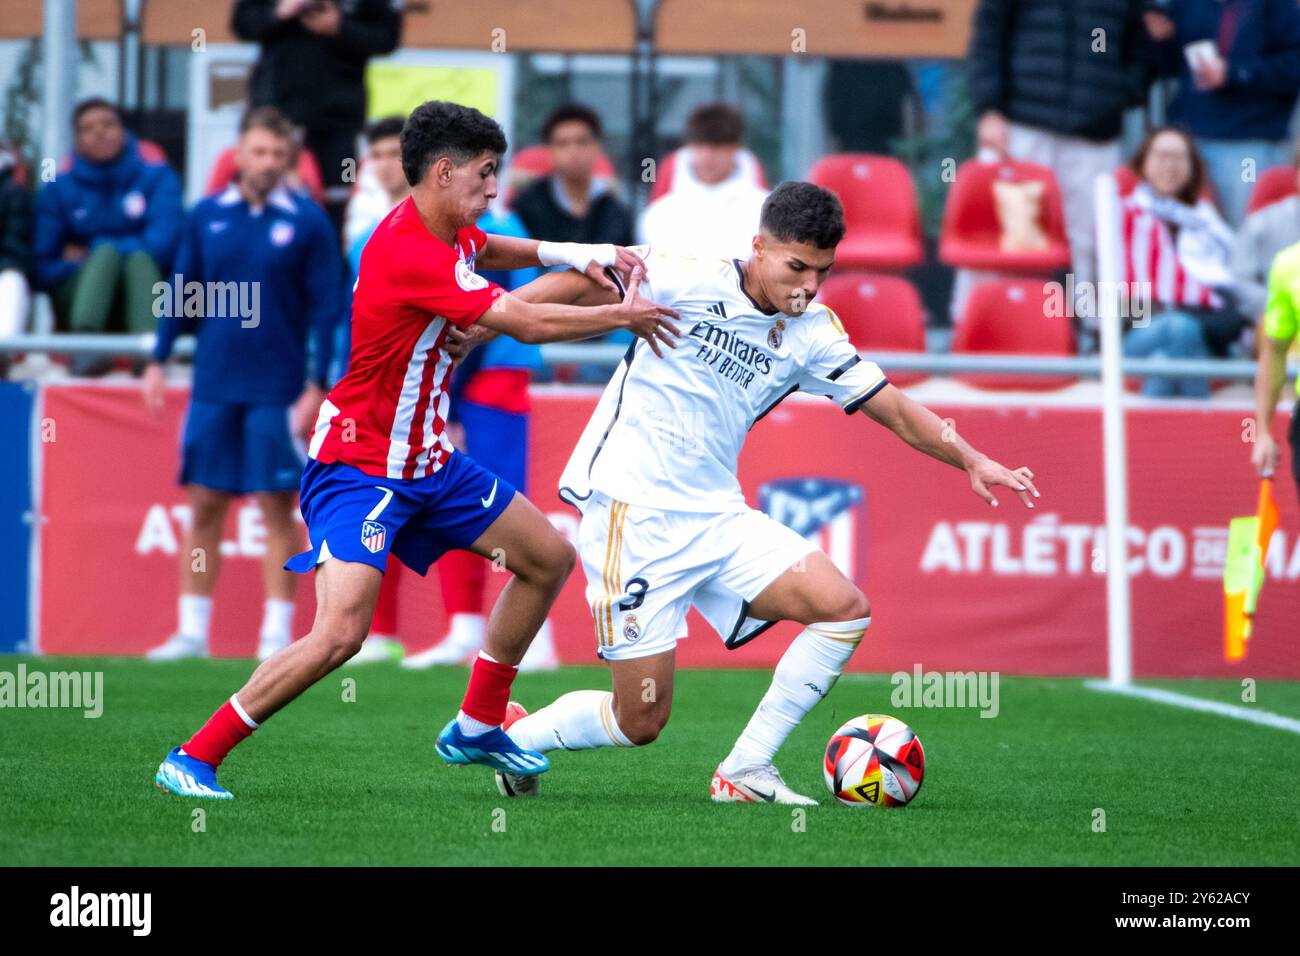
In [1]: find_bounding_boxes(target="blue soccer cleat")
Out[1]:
[154,746,234,799]
[435,719,550,776]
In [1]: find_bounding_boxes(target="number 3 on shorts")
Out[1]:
[619,576,650,611]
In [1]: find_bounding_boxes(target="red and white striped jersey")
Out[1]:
[308,196,504,480]
[1120,194,1222,311]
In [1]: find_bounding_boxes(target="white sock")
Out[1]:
[259,598,295,642]
[456,710,498,736]
[179,594,213,642]
[719,617,869,775]
[447,613,486,650]
[507,690,633,753]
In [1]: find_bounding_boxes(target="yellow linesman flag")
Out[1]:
[1223,478,1280,661]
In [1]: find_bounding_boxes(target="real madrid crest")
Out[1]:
[622,613,641,643]
[767,319,785,350]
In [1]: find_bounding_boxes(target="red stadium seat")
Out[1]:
[809,154,923,271]
[939,159,1070,274]
[1246,165,1298,215]
[815,273,927,386]
[951,278,1077,390]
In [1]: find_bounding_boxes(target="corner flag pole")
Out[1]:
[1094,172,1133,686]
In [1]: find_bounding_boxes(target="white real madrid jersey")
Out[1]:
[559,248,889,514]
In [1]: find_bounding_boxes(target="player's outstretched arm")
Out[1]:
[479,234,644,295]
[860,384,1041,509]
[477,267,681,357]
[509,266,622,307]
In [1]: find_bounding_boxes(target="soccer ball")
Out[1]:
[823,714,925,808]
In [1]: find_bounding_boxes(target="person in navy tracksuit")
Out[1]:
[142,106,341,663]
[33,98,182,374]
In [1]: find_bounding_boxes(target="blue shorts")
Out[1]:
[284,451,516,576]
[180,399,305,495]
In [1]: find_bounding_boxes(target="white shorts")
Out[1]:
[577,491,820,661]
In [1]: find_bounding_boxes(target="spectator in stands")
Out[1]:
[1251,238,1300,489]
[232,0,403,236]
[142,107,342,663]
[968,0,1150,325]
[0,145,32,377]
[1119,126,1239,397]
[511,104,634,248]
[638,103,768,259]
[1232,142,1300,326]
[33,99,182,376]
[1144,0,1300,227]
[206,126,326,206]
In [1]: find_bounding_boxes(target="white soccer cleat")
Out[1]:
[256,631,291,662]
[145,632,208,661]
[710,764,819,806]
[400,635,477,669]
[344,635,403,665]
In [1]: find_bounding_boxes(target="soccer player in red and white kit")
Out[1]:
[155,100,680,798]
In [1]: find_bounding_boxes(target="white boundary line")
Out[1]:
[1085,680,1300,735]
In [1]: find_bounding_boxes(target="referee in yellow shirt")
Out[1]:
[1253,241,1300,488]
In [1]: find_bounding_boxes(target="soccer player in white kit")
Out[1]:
[500,182,1041,803]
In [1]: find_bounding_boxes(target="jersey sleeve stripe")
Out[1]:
[825,306,847,337]
[842,376,890,414]
[827,355,861,381]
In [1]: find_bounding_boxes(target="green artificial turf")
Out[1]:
[2,657,1297,866]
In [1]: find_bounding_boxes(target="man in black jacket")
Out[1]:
[511,104,634,248]
[966,0,1151,327]
[232,0,402,236]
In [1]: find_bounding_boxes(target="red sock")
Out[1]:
[371,563,401,636]
[460,653,517,726]
[183,697,257,767]
[439,549,486,616]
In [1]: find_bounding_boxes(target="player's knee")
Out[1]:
[823,587,871,623]
[620,714,666,746]
[521,531,576,588]
[312,609,369,663]
[614,701,669,746]
[189,490,229,529]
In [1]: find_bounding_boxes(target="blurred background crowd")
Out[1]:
[3,0,1300,665]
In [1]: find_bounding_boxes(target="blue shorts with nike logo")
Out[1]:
[284,451,515,576]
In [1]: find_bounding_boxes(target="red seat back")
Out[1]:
[951,278,1076,390]
[815,273,927,386]
[810,154,922,270]
[1247,165,1299,215]
[939,159,1070,273]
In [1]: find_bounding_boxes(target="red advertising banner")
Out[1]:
[37,384,1300,677]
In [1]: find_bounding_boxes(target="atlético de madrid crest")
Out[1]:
[360,520,386,554]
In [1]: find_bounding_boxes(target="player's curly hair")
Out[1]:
[401,100,509,187]
[760,181,846,250]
